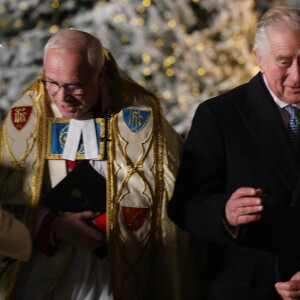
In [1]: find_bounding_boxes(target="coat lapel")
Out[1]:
[236,73,299,195]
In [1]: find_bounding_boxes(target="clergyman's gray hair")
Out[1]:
[254,6,300,63]
[43,29,104,74]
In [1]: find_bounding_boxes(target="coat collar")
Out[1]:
[236,72,299,195]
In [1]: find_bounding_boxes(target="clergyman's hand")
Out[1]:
[53,211,106,251]
[225,187,264,227]
[275,271,300,299]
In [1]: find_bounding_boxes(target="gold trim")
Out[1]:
[149,96,165,241]
[2,121,36,167]
[0,118,6,161]
[4,261,22,300]
[113,114,154,204]
[106,116,114,240]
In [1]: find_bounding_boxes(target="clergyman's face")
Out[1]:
[255,28,300,104]
[44,48,101,119]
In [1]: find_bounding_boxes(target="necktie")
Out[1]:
[285,105,300,153]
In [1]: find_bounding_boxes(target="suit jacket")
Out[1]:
[168,72,300,299]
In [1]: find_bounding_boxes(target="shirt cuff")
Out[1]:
[221,216,240,239]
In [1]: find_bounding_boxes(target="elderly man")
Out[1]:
[168,6,300,300]
[0,30,204,300]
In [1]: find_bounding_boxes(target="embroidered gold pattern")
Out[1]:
[13,107,28,123]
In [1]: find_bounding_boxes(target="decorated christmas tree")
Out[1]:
[0,0,295,134]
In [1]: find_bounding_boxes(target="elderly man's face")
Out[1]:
[256,28,300,104]
[44,48,101,119]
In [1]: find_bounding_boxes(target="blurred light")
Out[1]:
[13,19,23,28]
[49,25,59,33]
[130,17,144,26]
[250,14,257,23]
[212,66,221,74]
[238,56,246,64]
[197,68,206,76]
[143,67,151,76]
[121,33,129,44]
[181,104,188,112]
[138,79,146,87]
[171,43,178,50]
[142,53,151,64]
[136,5,145,13]
[151,63,159,71]
[113,14,126,23]
[196,42,205,51]
[52,0,60,8]
[192,0,200,3]
[166,68,174,77]
[163,58,171,68]
[168,56,176,64]
[162,91,171,99]
[242,24,250,32]
[155,39,164,47]
[150,24,158,32]
[234,41,243,49]
[137,18,144,26]
[233,32,242,40]
[178,96,186,104]
[0,19,6,27]
[192,88,200,95]
[168,19,176,28]
[163,57,175,68]
[185,36,194,46]
[142,0,151,7]
[0,44,3,48]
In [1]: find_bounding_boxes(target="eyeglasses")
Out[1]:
[42,76,92,96]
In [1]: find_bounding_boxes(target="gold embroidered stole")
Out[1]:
[0,74,47,299]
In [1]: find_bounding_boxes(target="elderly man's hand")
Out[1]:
[275,272,300,299]
[53,211,106,251]
[225,187,264,227]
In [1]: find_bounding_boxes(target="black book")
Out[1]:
[43,160,106,214]
[43,160,107,259]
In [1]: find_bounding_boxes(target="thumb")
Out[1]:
[79,211,101,219]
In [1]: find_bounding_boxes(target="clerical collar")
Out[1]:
[62,113,98,161]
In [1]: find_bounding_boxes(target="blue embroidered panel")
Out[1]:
[123,109,150,133]
[50,122,101,155]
